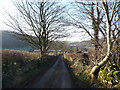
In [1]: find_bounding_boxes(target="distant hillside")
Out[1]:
[69,40,93,47]
[79,40,93,47]
[1,30,94,51]
[1,30,34,51]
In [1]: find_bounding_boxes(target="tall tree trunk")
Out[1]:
[41,46,47,57]
[90,1,112,82]
[91,3,99,62]
[94,27,99,62]
[116,41,120,67]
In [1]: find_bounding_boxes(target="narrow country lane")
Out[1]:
[24,55,73,88]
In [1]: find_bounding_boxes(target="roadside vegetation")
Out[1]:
[64,48,120,89]
[64,52,93,88]
[64,52,92,88]
[2,49,58,88]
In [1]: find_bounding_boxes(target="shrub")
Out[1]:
[98,65,120,88]
[2,49,41,64]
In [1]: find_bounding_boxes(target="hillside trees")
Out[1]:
[5,0,68,56]
[50,41,70,52]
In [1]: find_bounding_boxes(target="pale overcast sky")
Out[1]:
[0,0,16,30]
[0,0,91,42]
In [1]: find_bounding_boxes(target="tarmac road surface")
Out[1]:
[24,55,73,88]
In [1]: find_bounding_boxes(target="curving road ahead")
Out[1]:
[25,55,73,88]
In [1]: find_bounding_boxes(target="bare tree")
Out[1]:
[65,0,119,82]
[64,1,106,64]
[90,0,120,81]
[5,0,68,56]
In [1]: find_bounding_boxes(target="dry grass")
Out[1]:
[64,52,91,88]
[2,49,41,64]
